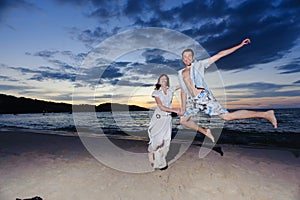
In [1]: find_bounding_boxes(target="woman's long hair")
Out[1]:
[155,74,170,90]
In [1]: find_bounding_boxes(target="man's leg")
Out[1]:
[219,110,277,128]
[180,116,215,142]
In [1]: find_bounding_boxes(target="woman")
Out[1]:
[148,74,180,170]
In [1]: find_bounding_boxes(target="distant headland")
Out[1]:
[0,94,149,114]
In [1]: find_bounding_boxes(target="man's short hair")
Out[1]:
[182,49,194,57]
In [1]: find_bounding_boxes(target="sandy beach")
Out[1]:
[0,130,299,200]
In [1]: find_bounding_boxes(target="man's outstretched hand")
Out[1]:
[241,38,251,46]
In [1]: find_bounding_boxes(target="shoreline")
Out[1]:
[1,130,299,163]
[2,127,300,150]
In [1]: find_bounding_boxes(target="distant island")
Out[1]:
[0,94,149,114]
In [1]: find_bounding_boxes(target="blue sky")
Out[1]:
[0,0,300,109]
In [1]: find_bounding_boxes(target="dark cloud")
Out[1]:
[101,65,123,79]
[294,80,300,84]
[122,0,300,72]
[87,0,299,73]
[76,54,179,87]
[175,0,227,23]
[225,82,300,98]
[63,64,77,71]
[51,94,73,101]
[73,51,180,87]
[230,89,300,98]
[226,82,288,91]
[134,17,164,27]
[89,8,117,21]
[0,75,17,81]
[96,94,113,99]
[124,0,161,17]
[99,61,132,80]
[141,49,183,70]
[193,0,300,71]
[109,78,153,87]
[75,61,129,87]
[29,71,76,82]
[0,84,32,90]
[10,66,76,82]
[75,27,121,47]
[73,0,164,46]
[276,60,300,74]
[95,93,127,100]
[91,0,124,16]
[124,0,143,16]
[27,50,80,72]
[127,63,179,78]
[33,50,59,58]
[48,60,77,71]
[142,49,167,63]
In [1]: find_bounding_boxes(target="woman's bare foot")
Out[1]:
[266,110,277,128]
[148,152,154,167]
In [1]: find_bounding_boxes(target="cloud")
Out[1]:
[101,65,124,79]
[128,0,300,72]
[33,50,59,58]
[75,37,188,87]
[109,78,154,87]
[225,82,300,98]
[79,27,111,45]
[140,49,184,69]
[10,66,76,82]
[76,58,180,89]
[0,75,18,81]
[76,61,129,86]
[124,0,143,17]
[0,84,32,91]
[276,60,300,74]
[96,94,113,99]
[29,71,76,82]
[71,0,300,74]
[124,0,162,17]
[95,93,134,101]
[191,0,300,71]
[50,93,73,102]
[226,82,288,90]
[294,80,300,84]
[26,50,80,73]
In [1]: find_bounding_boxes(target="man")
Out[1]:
[178,38,277,143]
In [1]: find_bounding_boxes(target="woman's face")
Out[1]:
[159,75,168,87]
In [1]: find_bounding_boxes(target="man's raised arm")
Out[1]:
[208,38,251,65]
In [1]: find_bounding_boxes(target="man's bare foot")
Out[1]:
[266,110,277,128]
[205,129,215,143]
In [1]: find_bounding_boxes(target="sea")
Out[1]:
[0,108,300,149]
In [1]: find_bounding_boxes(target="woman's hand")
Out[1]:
[172,108,181,115]
[173,108,185,116]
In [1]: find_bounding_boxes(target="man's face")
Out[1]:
[182,51,194,67]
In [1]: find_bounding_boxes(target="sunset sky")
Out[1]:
[0,0,300,109]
